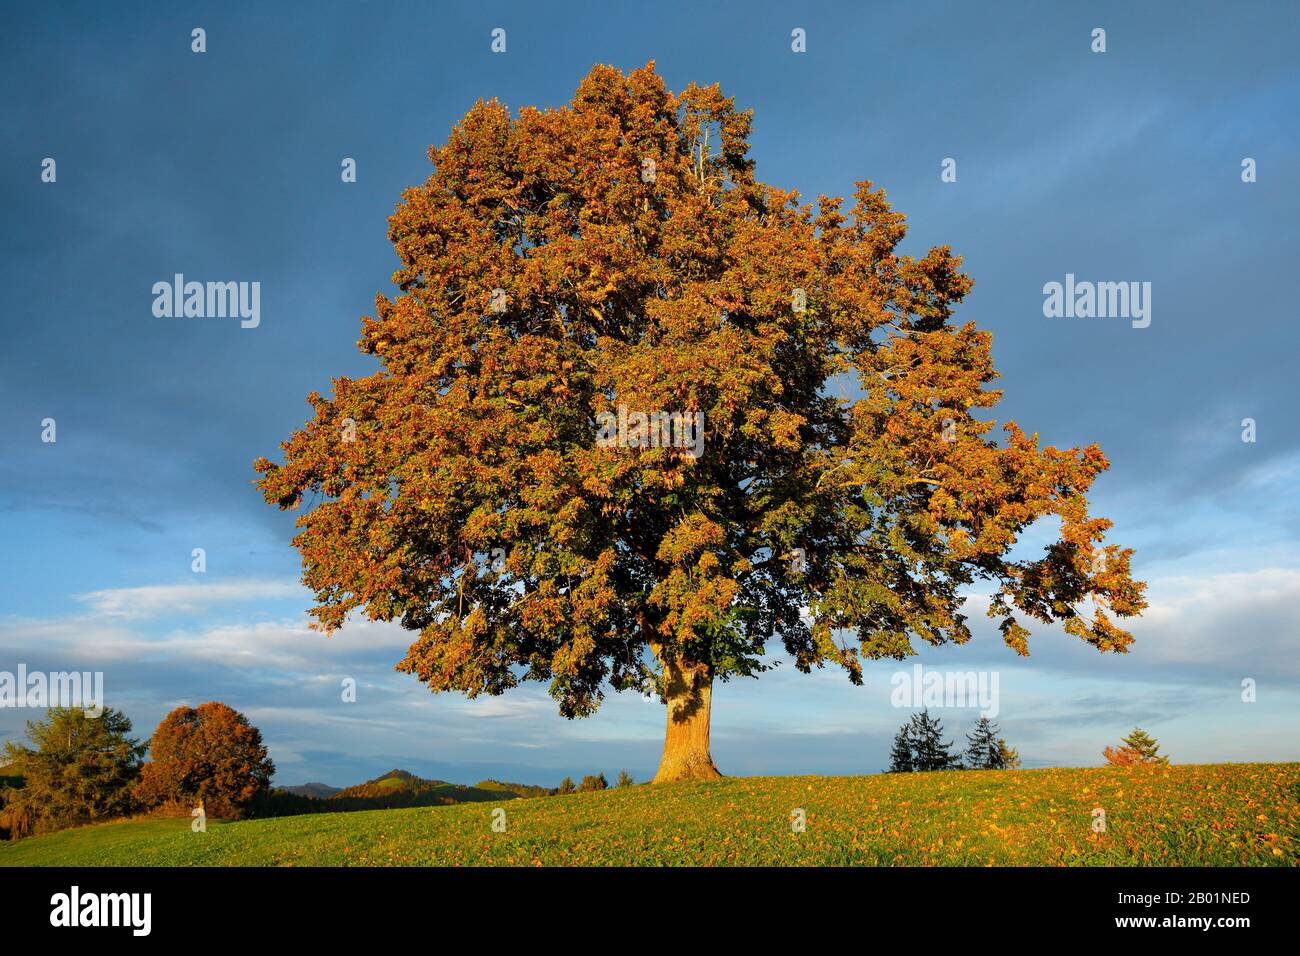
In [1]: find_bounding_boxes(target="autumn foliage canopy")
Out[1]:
[255,62,1145,781]
[137,702,275,817]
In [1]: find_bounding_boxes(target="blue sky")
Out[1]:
[2,1,1298,787]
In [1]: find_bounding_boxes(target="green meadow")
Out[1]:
[3,763,1296,867]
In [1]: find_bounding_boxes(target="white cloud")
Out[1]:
[0,613,413,674]
[1129,567,1300,678]
[76,579,304,619]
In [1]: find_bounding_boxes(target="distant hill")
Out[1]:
[473,778,552,799]
[280,782,341,799]
[330,768,512,805]
[263,769,552,817]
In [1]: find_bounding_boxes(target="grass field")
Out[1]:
[2,763,1297,866]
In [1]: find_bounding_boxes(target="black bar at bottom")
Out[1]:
[0,865,1290,941]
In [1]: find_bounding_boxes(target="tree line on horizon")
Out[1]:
[888,712,1021,772]
[1,700,1174,841]
[888,711,1171,773]
[0,702,273,840]
[0,701,639,841]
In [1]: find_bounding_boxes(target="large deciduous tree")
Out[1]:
[136,702,275,818]
[255,62,1145,783]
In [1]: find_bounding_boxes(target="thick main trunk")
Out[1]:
[652,657,722,783]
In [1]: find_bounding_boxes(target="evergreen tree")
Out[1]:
[888,710,960,771]
[2,707,144,836]
[907,710,959,772]
[963,716,1005,769]
[1119,727,1168,764]
[888,726,914,773]
[910,710,956,771]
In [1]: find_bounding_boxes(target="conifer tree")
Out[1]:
[1120,727,1168,764]
[963,715,1005,769]
[2,708,144,835]
[907,709,958,771]
[887,725,914,773]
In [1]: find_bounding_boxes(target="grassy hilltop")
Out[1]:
[2,763,1296,867]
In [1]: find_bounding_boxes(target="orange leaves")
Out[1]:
[656,513,725,565]
[1103,746,1146,768]
[136,703,274,819]
[255,62,1146,724]
[998,617,1031,656]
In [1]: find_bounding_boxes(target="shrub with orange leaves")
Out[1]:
[1103,746,1144,767]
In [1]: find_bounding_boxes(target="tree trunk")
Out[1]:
[652,657,722,783]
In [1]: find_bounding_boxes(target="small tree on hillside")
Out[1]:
[887,726,914,773]
[888,710,958,772]
[2,707,143,836]
[578,773,609,792]
[963,716,1008,769]
[556,776,575,795]
[910,711,959,771]
[1104,727,1168,766]
[996,738,1021,769]
[136,702,275,818]
[1120,727,1168,764]
[617,769,635,787]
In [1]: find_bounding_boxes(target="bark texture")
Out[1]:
[652,658,722,783]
